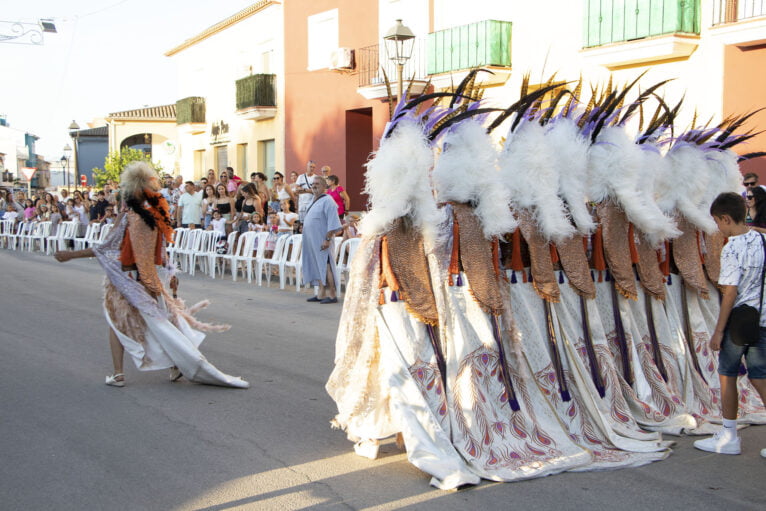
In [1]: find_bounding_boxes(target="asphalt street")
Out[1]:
[1,249,765,510]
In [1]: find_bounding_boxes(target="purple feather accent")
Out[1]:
[511,271,517,284]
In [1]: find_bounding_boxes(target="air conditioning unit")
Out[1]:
[330,48,355,70]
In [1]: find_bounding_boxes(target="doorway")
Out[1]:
[345,108,373,211]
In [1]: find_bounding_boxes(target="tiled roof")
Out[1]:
[107,104,176,120]
[165,1,277,57]
[74,126,108,137]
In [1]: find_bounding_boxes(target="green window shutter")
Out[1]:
[634,0,651,39]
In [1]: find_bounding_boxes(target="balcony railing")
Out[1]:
[427,20,511,75]
[236,74,276,110]
[713,0,766,24]
[175,96,205,125]
[357,40,428,88]
[583,0,700,48]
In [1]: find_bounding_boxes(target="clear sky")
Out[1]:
[0,0,254,160]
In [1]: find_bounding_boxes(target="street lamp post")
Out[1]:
[68,120,80,190]
[383,19,415,105]
[62,143,71,190]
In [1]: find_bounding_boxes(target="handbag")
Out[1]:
[727,232,766,346]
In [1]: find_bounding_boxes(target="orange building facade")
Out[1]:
[284,0,389,211]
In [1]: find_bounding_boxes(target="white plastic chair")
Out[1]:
[17,221,38,251]
[208,231,238,278]
[280,234,304,292]
[27,221,52,252]
[0,219,17,249]
[176,229,204,273]
[336,237,361,295]
[89,223,113,248]
[166,228,188,267]
[8,221,28,250]
[74,223,101,250]
[46,221,78,254]
[221,231,260,282]
[259,234,289,287]
[189,230,218,276]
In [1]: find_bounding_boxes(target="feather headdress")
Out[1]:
[432,119,517,238]
[360,117,444,244]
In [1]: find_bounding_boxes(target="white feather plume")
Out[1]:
[432,120,517,238]
[588,126,680,246]
[547,117,596,234]
[500,120,575,243]
[665,143,718,233]
[360,120,444,244]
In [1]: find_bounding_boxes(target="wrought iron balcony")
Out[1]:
[175,96,205,125]
[427,20,512,75]
[713,0,766,25]
[583,0,700,48]
[236,74,276,110]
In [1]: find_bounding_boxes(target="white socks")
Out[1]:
[722,418,738,437]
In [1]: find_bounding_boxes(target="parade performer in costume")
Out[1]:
[496,85,673,467]
[326,98,481,489]
[55,161,248,389]
[430,112,594,479]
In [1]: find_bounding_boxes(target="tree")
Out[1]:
[92,148,164,187]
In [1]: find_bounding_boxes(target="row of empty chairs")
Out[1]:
[0,220,114,255]
[165,228,361,294]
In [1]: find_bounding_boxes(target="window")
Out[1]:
[237,143,248,176]
[215,145,228,172]
[194,150,205,179]
[307,9,339,70]
[259,139,275,178]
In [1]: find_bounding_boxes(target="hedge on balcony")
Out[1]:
[236,74,276,110]
[176,97,206,125]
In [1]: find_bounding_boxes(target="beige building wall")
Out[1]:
[167,1,284,181]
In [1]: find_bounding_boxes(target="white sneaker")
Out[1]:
[693,430,741,455]
[353,439,380,460]
[761,448,766,458]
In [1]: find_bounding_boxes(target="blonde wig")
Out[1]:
[120,161,159,200]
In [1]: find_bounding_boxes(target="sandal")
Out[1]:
[105,373,125,387]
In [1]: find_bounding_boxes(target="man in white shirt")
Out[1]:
[296,160,317,221]
[176,181,203,228]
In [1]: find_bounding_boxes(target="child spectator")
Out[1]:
[277,199,298,233]
[207,210,228,240]
[694,192,766,457]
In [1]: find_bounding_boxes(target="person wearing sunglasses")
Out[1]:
[742,172,766,197]
[745,186,766,233]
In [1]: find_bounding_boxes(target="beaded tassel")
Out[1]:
[511,271,517,284]
[558,271,565,284]
[390,290,398,302]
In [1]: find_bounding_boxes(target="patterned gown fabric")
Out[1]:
[327,233,479,489]
[434,206,592,479]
